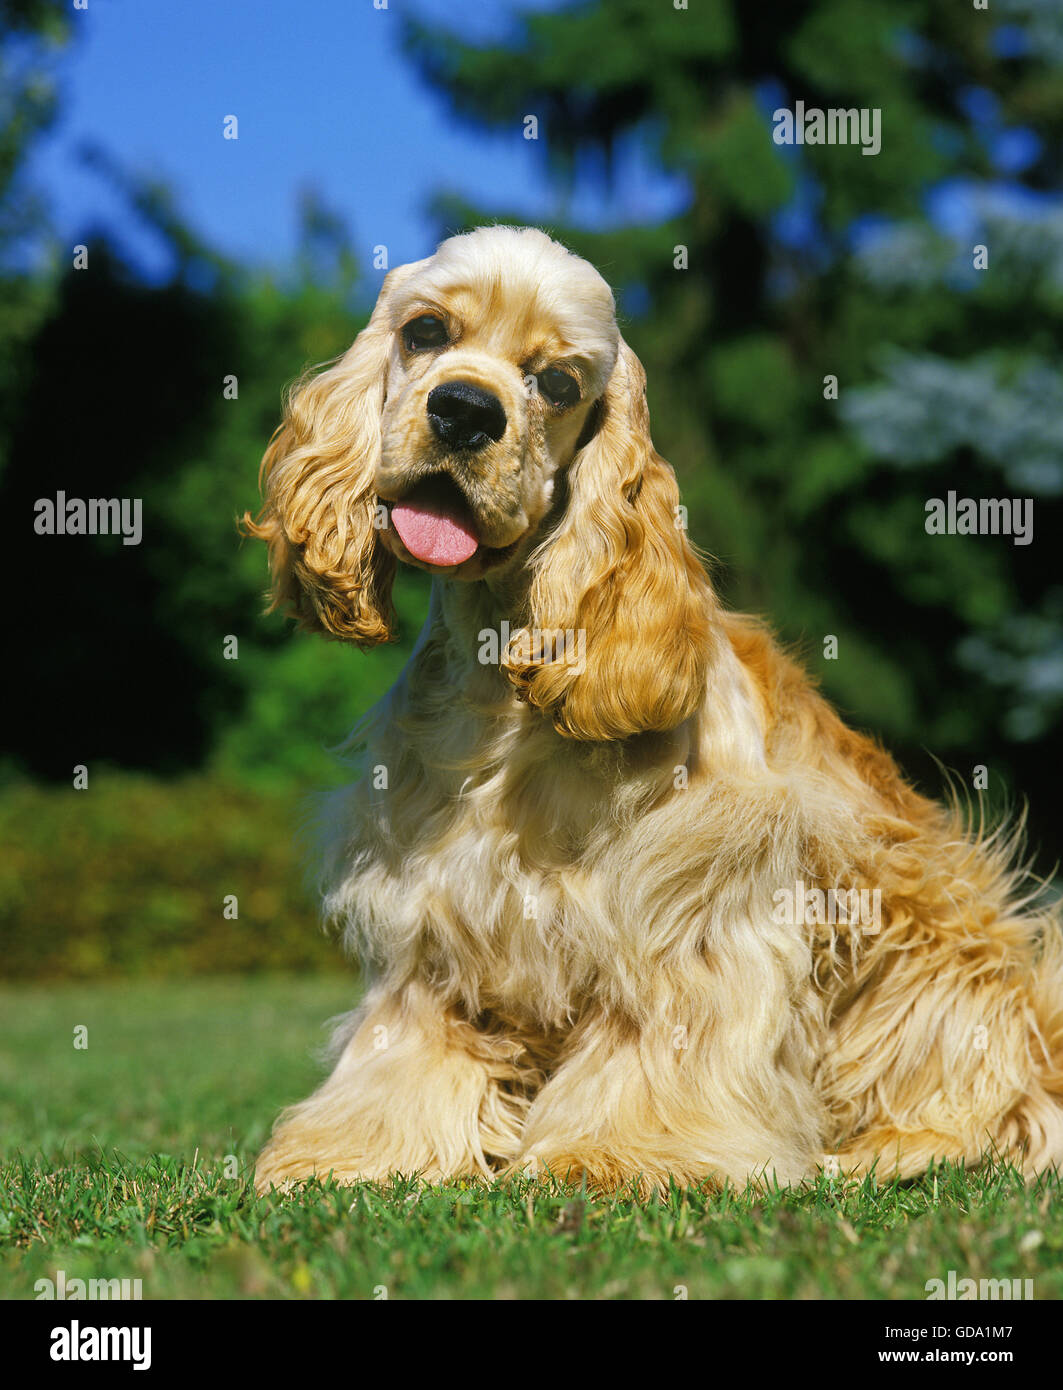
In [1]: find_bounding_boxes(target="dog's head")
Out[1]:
[375,226,618,579]
[246,225,713,739]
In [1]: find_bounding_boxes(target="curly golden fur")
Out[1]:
[245,226,1063,1195]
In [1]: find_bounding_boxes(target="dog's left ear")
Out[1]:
[503,336,716,740]
[240,262,421,647]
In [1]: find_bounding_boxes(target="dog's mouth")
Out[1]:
[389,473,481,568]
[382,472,528,576]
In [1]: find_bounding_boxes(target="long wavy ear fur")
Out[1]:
[503,338,716,740]
[240,268,411,646]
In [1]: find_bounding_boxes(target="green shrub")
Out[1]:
[0,772,349,979]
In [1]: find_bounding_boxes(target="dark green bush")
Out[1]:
[0,772,350,979]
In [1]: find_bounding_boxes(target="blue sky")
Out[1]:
[25,0,687,283]
[23,0,1053,291]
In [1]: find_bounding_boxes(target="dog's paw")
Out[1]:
[252,1143,388,1196]
[509,1147,682,1197]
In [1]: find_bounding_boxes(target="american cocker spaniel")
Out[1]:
[246,225,1063,1194]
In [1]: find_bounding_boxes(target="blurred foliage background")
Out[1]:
[1,0,1060,978]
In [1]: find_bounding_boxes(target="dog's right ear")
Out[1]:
[503,337,715,740]
[240,264,417,647]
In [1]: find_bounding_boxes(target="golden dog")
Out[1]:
[246,226,1063,1194]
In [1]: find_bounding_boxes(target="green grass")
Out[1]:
[2,975,1061,1300]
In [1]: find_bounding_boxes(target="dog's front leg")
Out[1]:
[254,979,526,1192]
[512,987,825,1196]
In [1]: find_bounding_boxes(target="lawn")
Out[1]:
[1,974,1060,1300]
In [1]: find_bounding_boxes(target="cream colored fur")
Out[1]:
[245,227,1063,1195]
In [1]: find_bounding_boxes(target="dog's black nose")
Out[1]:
[427,382,506,451]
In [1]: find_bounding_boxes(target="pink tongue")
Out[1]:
[391,498,479,567]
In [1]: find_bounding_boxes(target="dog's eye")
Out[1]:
[538,367,580,408]
[403,315,449,351]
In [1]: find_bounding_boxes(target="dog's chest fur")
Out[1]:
[321,591,824,1036]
